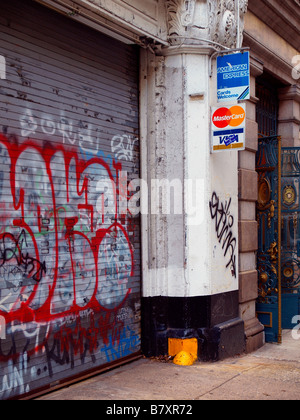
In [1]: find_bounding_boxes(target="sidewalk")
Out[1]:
[37,330,300,401]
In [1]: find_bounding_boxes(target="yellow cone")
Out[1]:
[173,351,195,366]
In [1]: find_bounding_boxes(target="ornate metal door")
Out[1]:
[281,148,300,330]
[257,137,300,343]
[256,136,282,343]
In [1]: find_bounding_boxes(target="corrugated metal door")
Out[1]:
[0,0,141,399]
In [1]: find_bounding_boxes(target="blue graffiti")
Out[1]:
[101,326,141,363]
[80,146,114,167]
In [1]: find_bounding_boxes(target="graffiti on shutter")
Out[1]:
[0,0,141,399]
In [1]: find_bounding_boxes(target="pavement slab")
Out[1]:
[36,330,300,401]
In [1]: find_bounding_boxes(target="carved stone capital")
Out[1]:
[166,0,197,41]
[208,0,248,49]
[164,0,248,51]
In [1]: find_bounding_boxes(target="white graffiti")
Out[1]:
[20,110,38,137]
[0,352,31,398]
[10,322,51,352]
[0,55,6,80]
[0,316,6,339]
[19,110,139,159]
[111,134,138,162]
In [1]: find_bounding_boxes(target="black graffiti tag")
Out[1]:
[209,192,237,278]
[0,230,47,284]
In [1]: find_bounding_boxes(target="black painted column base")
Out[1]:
[142,292,245,362]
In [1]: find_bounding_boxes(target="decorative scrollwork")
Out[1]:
[283,185,296,207]
[207,0,248,48]
[258,241,279,303]
[165,0,248,48]
[257,177,275,229]
[268,241,278,276]
[258,178,271,208]
[282,255,300,290]
[166,0,196,38]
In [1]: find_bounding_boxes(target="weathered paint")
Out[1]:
[0,0,141,399]
[140,50,239,298]
[140,41,242,361]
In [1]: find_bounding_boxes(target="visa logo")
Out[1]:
[219,134,239,147]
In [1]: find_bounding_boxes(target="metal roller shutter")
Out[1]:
[0,0,141,399]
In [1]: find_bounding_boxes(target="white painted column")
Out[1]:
[140,47,239,299]
[140,0,247,360]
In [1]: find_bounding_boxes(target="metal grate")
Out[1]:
[256,80,279,137]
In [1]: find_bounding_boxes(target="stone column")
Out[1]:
[141,0,248,360]
[238,57,264,353]
[278,85,300,147]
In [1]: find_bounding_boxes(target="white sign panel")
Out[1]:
[211,104,246,153]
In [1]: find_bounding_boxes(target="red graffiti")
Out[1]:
[0,134,134,331]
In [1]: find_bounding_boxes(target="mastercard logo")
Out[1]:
[212,105,246,129]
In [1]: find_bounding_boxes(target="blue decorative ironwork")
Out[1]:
[256,136,280,342]
[281,147,300,329]
[257,140,300,342]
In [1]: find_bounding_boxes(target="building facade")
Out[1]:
[0,0,299,399]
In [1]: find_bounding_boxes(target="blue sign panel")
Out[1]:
[217,52,250,103]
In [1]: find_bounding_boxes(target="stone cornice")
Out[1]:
[243,31,296,84]
[35,0,169,45]
[37,0,251,57]
[279,85,300,103]
[248,0,300,51]
[157,43,216,57]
